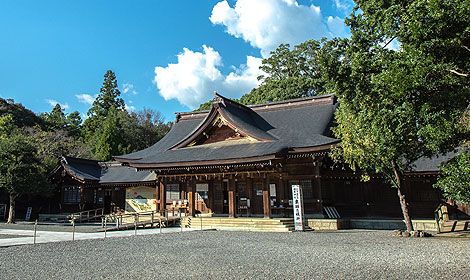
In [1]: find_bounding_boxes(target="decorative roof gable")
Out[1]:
[171,93,277,149]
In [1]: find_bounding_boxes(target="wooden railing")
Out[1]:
[103,210,170,229]
[68,208,104,223]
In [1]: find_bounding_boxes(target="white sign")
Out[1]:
[291,185,305,231]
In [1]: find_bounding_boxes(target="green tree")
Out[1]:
[83,70,125,138]
[0,133,49,223]
[39,104,82,138]
[94,107,123,161]
[435,152,470,203]
[0,114,17,139]
[133,108,171,149]
[331,0,470,232]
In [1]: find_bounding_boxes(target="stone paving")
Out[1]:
[0,222,197,247]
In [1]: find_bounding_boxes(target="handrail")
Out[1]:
[103,209,165,229]
[68,208,104,223]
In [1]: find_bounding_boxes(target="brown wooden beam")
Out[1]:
[159,181,166,214]
[228,179,236,218]
[246,177,253,217]
[208,180,214,213]
[313,165,323,216]
[263,176,271,218]
[188,180,196,217]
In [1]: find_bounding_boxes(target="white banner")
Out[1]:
[292,185,305,231]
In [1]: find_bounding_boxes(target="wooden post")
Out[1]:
[104,216,107,239]
[228,179,236,218]
[246,177,253,217]
[208,180,214,213]
[188,180,196,217]
[72,219,76,241]
[33,220,37,244]
[263,176,271,218]
[313,164,323,216]
[155,181,160,212]
[159,181,166,215]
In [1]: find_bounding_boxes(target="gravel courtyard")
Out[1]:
[1,230,469,279]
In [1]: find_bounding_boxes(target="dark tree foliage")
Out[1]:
[0,97,42,127]
[0,133,50,223]
[39,104,82,138]
[331,0,470,232]
[435,151,470,203]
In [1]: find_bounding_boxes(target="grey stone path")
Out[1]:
[0,225,197,247]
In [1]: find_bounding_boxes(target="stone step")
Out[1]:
[197,226,293,232]
[181,217,295,232]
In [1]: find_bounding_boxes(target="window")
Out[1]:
[166,184,180,200]
[63,186,81,204]
[289,180,313,199]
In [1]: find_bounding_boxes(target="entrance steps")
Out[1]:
[181,217,295,232]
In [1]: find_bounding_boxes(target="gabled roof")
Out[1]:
[54,156,155,185]
[115,93,340,168]
[170,93,277,149]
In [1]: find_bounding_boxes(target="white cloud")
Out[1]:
[125,104,136,112]
[333,0,353,12]
[75,94,97,105]
[45,99,69,111]
[327,16,348,38]
[154,45,263,109]
[122,83,137,95]
[384,38,401,51]
[210,0,347,57]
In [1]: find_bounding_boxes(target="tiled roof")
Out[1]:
[115,93,339,167]
[60,156,155,184]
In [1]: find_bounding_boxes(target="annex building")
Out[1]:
[52,93,448,230]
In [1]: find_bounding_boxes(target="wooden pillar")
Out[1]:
[278,177,285,204]
[228,179,236,218]
[159,181,166,214]
[208,180,214,213]
[313,164,323,216]
[246,177,253,216]
[263,176,271,218]
[188,180,196,217]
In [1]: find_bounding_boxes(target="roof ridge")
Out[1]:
[176,93,336,121]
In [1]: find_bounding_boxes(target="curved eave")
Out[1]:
[288,141,340,153]
[62,167,99,184]
[128,154,281,169]
[114,156,143,163]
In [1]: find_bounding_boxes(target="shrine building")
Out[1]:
[53,93,447,229]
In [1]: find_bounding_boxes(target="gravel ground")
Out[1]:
[0,230,469,279]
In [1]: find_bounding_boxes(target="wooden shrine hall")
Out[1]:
[109,93,444,220]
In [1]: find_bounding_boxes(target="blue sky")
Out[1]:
[0,0,354,122]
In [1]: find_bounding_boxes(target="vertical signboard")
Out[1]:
[25,207,32,221]
[291,185,304,231]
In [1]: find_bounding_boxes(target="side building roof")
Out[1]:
[51,156,155,186]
